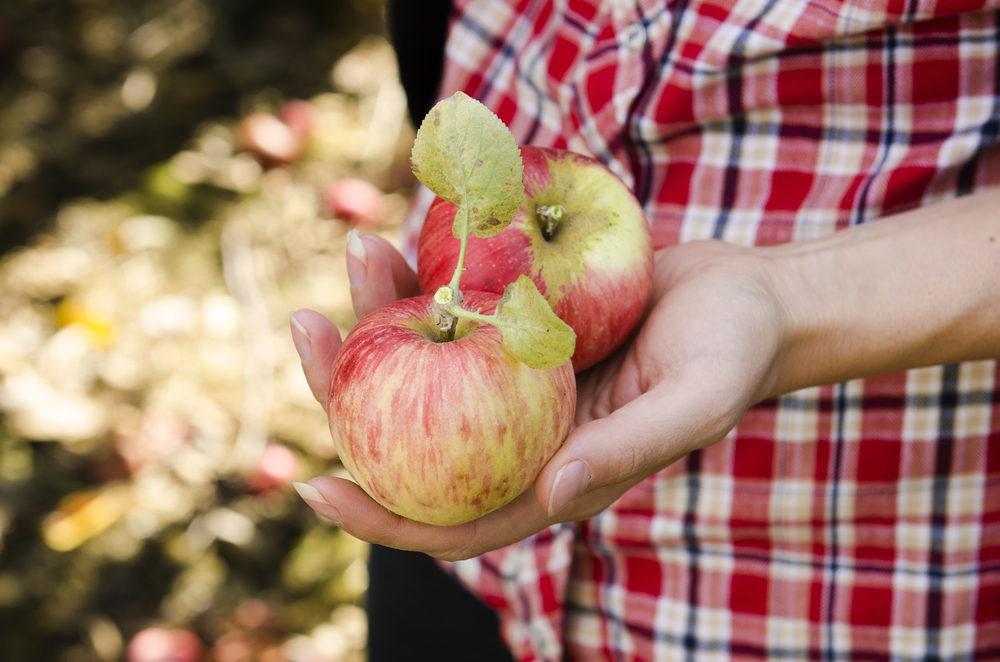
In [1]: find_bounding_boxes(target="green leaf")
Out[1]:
[410,92,523,239]
[494,276,576,370]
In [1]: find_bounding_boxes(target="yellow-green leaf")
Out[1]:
[410,92,523,239]
[494,276,575,370]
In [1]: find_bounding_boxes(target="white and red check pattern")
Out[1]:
[402,1,1000,660]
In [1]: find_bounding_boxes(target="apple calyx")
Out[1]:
[410,92,575,369]
[536,204,567,240]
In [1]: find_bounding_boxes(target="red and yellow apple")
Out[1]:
[322,177,385,225]
[417,145,653,372]
[327,291,576,526]
[126,628,203,662]
[237,112,303,165]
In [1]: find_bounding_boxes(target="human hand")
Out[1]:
[290,232,792,561]
[290,230,420,404]
[294,188,1000,560]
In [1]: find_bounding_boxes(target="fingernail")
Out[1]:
[293,482,343,524]
[345,229,367,290]
[547,460,590,516]
[289,311,312,363]
[293,481,325,502]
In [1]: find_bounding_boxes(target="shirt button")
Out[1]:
[620,22,647,51]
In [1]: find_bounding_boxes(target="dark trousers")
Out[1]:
[387,0,453,126]
[366,544,514,661]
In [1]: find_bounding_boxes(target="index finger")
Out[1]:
[347,231,421,320]
[297,476,554,562]
[290,309,342,407]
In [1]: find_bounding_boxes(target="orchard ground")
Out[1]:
[0,2,412,660]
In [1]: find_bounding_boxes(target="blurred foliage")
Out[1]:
[0,0,385,256]
[0,0,416,660]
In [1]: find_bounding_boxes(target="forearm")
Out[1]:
[763,188,1000,399]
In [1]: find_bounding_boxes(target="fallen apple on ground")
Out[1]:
[126,627,204,662]
[278,98,317,139]
[244,443,301,493]
[237,112,303,165]
[318,92,578,525]
[322,177,384,224]
[417,145,653,371]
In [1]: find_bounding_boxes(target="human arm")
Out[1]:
[290,189,1000,561]
[761,189,1000,396]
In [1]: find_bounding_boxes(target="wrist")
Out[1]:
[759,190,1000,399]
[758,242,846,399]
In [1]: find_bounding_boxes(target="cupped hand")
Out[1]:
[290,232,791,562]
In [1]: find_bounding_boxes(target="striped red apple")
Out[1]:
[327,291,575,526]
[417,145,653,372]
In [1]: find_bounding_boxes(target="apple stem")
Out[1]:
[449,234,468,292]
[433,284,522,338]
[440,300,497,328]
[436,310,458,342]
[436,194,525,341]
[537,205,566,240]
[435,204,472,341]
[433,286,462,342]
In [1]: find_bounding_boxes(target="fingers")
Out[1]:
[295,476,554,561]
[290,309,342,407]
[347,230,421,320]
[292,234,420,407]
[536,381,734,517]
[574,342,640,426]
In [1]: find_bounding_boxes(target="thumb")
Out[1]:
[535,384,730,517]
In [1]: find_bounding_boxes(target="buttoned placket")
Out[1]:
[619,20,648,51]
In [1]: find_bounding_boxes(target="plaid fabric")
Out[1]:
[402,1,1000,660]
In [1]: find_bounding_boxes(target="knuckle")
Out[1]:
[610,437,654,485]
[429,547,471,563]
[588,392,613,420]
[362,513,412,550]
[425,521,484,562]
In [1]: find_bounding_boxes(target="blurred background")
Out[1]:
[0,1,417,660]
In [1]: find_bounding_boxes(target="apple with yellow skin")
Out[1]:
[327,291,576,526]
[417,146,653,372]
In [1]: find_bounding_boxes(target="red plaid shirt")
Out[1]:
[401,1,1000,660]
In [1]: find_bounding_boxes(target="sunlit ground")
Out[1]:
[0,1,412,660]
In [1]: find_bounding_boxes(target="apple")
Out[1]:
[417,145,653,372]
[237,112,303,165]
[322,178,384,225]
[279,99,318,139]
[327,291,576,526]
[245,444,301,493]
[127,628,204,662]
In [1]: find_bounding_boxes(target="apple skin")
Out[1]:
[417,146,654,372]
[322,177,384,224]
[245,444,301,493]
[279,99,317,139]
[237,112,302,165]
[328,291,576,526]
[126,628,203,662]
